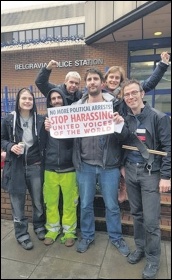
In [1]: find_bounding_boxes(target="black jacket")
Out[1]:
[1,87,47,194]
[1,113,47,193]
[123,102,171,179]
[35,67,82,105]
[44,87,75,172]
[72,92,130,170]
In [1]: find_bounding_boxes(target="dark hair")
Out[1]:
[84,68,104,82]
[17,87,36,114]
[120,78,143,97]
[18,87,34,98]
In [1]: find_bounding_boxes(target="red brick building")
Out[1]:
[1,2,171,232]
[1,41,128,221]
[1,42,128,91]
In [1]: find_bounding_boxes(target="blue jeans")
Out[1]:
[125,161,161,265]
[76,162,122,242]
[10,164,45,243]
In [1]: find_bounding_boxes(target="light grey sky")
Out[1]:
[1,1,85,11]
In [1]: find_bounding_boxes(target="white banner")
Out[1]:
[47,102,123,138]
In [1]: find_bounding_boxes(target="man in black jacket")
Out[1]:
[43,87,78,247]
[121,78,171,279]
[35,60,82,105]
[72,68,130,256]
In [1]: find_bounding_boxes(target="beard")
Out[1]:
[88,89,100,96]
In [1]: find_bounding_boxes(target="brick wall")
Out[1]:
[1,180,33,222]
[1,41,128,220]
[1,42,128,90]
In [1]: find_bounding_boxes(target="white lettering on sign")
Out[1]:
[15,63,47,70]
[14,59,104,70]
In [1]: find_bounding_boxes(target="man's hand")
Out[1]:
[113,112,124,124]
[161,52,170,64]
[120,166,125,178]
[46,60,58,70]
[44,117,51,131]
[1,151,6,162]
[159,178,171,193]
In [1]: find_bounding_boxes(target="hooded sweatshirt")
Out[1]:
[12,88,41,165]
[45,87,75,172]
[1,88,47,193]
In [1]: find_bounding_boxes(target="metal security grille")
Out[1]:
[1,86,47,119]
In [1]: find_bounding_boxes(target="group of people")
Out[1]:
[1,51,171,279]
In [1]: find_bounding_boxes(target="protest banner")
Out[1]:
[48,102,123,138]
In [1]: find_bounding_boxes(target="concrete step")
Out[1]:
[94,213,171,241]
[94,192,171,216]
[160,192,171,205]
[93,192,171,241]
[95,192,171,206]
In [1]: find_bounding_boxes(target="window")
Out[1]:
[33,29,39,40]
[130,49,154,56]
[13,31,19,42]
[129,38,171,115]
[19,31,25,42]
[2,32,13,44]
[78,24,84,37]
[40,28,46,40]
[155,62,171,90]
[69,25,77,37]
[47,27,54,39]
[2,23,85,46]
[154,93,171,113]
[54,27,61,38]
[62,26,68,38]
[130,62,154,82]
[26,30,32,41]
[156,47,171,55]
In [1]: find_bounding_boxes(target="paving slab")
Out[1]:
[99,238,169,279]
[1,259,36,279]
[165,241,171,278]
[29,257,100,279]
[1,219,14,239]
[1,223,49,265]
[1,219,171,279]
[44,231,108,266]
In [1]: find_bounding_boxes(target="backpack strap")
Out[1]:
[130,132,154,175]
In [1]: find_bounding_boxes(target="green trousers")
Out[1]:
[43,170,78,241]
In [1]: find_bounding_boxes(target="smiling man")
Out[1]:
[35,60,82,105]
[43,87,78,247]
[121,78,171,279]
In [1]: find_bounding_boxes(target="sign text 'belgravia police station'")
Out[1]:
[15,58,104,70]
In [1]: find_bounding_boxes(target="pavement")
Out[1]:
[1,218,171,279]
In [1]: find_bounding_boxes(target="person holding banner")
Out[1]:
[35,60,82,105]
[43,87,78,247]
[121,78,171,279]
[72,68,130,256]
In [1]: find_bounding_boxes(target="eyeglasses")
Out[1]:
[123,90,140,99]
